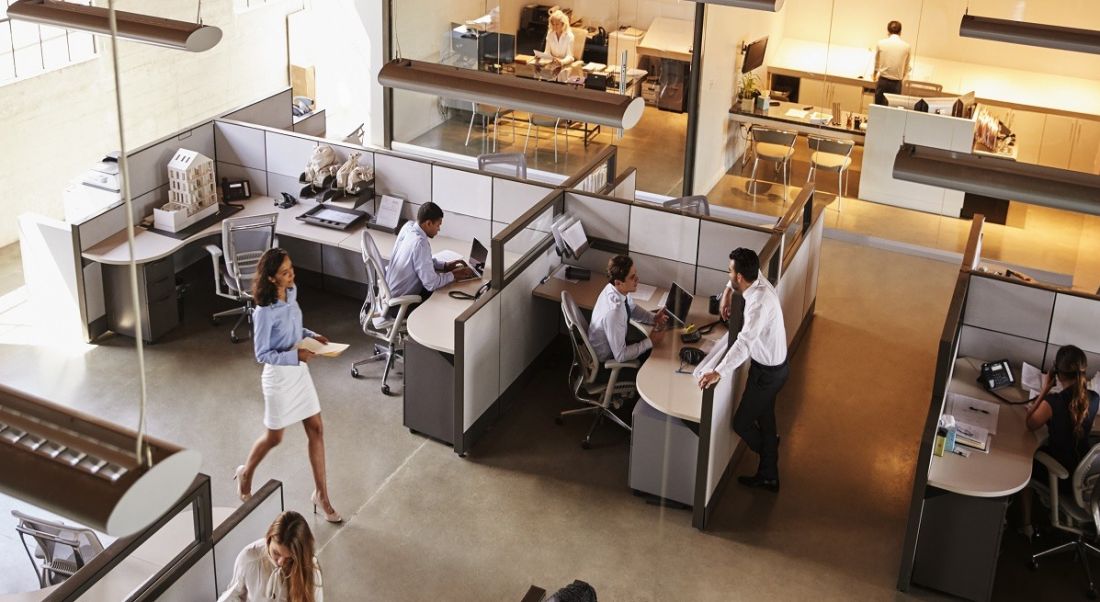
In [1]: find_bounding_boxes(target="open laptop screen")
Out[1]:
[664,282,693,326]
[470,238,488,271]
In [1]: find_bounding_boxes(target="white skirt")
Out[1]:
[261,363,322,430]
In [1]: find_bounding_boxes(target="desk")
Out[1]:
[729,100,866,144]
[911,357,1039,601]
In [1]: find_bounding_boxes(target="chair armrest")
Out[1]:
[604,360,640,370]
[1035,451,1070,480]
[205,245,225,296]
[387,294,422,308]
[204,244,222,259]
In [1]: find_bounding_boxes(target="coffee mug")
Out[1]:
[709,295,720,316]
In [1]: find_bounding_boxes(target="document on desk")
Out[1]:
[946,393,999,434]
[955,422,990,453]
[551,264,579,284]
[1022,361,1064,397]
[298,338,350,358]
[632,283,657,303]
[433,250,464,264]
[785,109,809,118]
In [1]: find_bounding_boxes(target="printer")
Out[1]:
[64,153,124,223]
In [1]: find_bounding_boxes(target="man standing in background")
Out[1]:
[874,20,911,105]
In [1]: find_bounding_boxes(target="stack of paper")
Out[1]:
[1022,361,1064,397]
[946,393,999,434]
[298,338,350,357]
[955,422,990,452]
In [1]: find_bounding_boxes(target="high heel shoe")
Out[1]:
[233,465,251,502]
[311,490,343,524]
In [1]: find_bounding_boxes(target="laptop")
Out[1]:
[455,239,488,282]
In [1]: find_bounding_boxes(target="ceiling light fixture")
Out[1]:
[893,143,1100,216]
[6,0,222,53]
[0,384,201,537]
[686,0,785,11]
[378,59,646,130]
[959,13,1100,55]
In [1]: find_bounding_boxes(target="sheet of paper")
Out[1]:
[375,195,403,230]
[1022,361,1062,396]
[633,283,657,302]
[561,220,588,257]
[298,338,350,358]
[433,250,463,264]
[551,264,579,284]
[784,109,808,118]
[946,392,999,434]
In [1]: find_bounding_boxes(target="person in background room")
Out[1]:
[873,20,911,105]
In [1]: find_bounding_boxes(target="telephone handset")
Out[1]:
[979,359,1014,391]
[448,282,491,301]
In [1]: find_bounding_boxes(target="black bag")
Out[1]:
[546,580,597,602]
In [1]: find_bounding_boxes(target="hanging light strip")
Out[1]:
[378,59,646,130]
[959,14,1100,55]
[6,0,222,52]
[0,385,201,537]
[892,143,1100,216]
[686,0,785,11]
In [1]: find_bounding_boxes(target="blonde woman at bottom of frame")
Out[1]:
[218,511,323,602]
[233,247,343,523]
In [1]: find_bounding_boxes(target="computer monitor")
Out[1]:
[923,96,962,116]
[470,238,488,272]
[551,214,588,259]
[663,282,693,326]
[883,93,922,110]
[742,36,768,73]
[480,32,516,65]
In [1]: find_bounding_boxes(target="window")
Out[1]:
[0,0,97,85]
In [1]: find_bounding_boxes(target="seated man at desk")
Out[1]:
[384,201,474,316]
[588,255,668,368]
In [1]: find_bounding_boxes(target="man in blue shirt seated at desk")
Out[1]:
[588,255,668,370]
[384,201,474,317]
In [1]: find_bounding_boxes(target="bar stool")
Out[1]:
[749,127,797,201]
[465,103,513,152]
[807,136,855,212]
[524,114,568,162]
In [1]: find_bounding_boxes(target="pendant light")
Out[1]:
[686,0,785,11]
[6,0,222,53]
[959,13,1100,55]
[378,59,646,130]
[0,384,201,537]
[893,143,1100,216]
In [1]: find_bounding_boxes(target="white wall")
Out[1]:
[692,3,786,195]
[0,0,297,247]
[782,0,1100,80]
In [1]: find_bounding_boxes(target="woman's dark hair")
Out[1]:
[266,511,318,602]
[417,201,444,224]
[729,248,760,283]
[252,247,289,307]
[607,254,633,285]
[1054,345,1090,439]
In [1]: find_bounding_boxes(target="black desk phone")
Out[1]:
[979,359,1014,391]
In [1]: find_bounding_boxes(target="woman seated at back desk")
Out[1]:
[1021,345,1100,534]
[542,9,575,65]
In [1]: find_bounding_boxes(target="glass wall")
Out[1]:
[390,0,695,196]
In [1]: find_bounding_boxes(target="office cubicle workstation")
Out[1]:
[897,216,1100,600]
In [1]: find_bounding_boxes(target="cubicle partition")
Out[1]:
[898,216,1100,598]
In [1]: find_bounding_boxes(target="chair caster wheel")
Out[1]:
[211,317,219,326]
[581,440,591,450]
[1028,559,1039,571]
[351,368,360,378]
[554,417,563,425]
[381,385,391,395]
[230,334,240,343]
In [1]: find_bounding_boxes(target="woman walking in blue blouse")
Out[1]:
[233,248,342,523]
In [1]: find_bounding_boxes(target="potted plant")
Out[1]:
[739,73,760,111]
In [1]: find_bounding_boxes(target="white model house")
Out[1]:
[154,149,219,232]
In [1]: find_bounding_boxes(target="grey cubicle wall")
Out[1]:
[605,167,637,201]
[212,480,285,595]
[222,88,294,131]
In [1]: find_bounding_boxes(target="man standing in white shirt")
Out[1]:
[588,255,668,367]
[874,20,911,106]
[697,248,788,492]
[384,202,474,315]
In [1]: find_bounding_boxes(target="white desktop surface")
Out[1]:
[635,304,725,424]
[405,277,491,354]
[636,17,694,63]
[926,357,1042,498]
[769,38,1100,119]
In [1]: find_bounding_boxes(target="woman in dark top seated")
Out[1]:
[1021,345,1099,536]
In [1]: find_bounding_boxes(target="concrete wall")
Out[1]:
[692,3,786,195]
[782,0,1100,79]
[0,0,299,247]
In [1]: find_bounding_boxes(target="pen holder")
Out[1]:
[709,295,720,316]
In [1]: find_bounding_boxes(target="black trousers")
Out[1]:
[874,76,902,106]
[733,359,789,480]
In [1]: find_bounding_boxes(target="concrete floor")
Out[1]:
[6,236,1071,600]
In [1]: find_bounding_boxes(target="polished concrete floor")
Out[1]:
[6,237,1083,600]
[406,105,688,197]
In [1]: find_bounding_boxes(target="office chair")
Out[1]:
[807,136,855,212]
[558,290,637,449]
[524,114,568,162]
[12,510,104,587]
[351,230,421,395]
[465,102,515,152]
[662,195,710,217]
[1029,442,1100,598]
[749,127,797,202]
[477,152,528,179]
[205,213,278,343]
